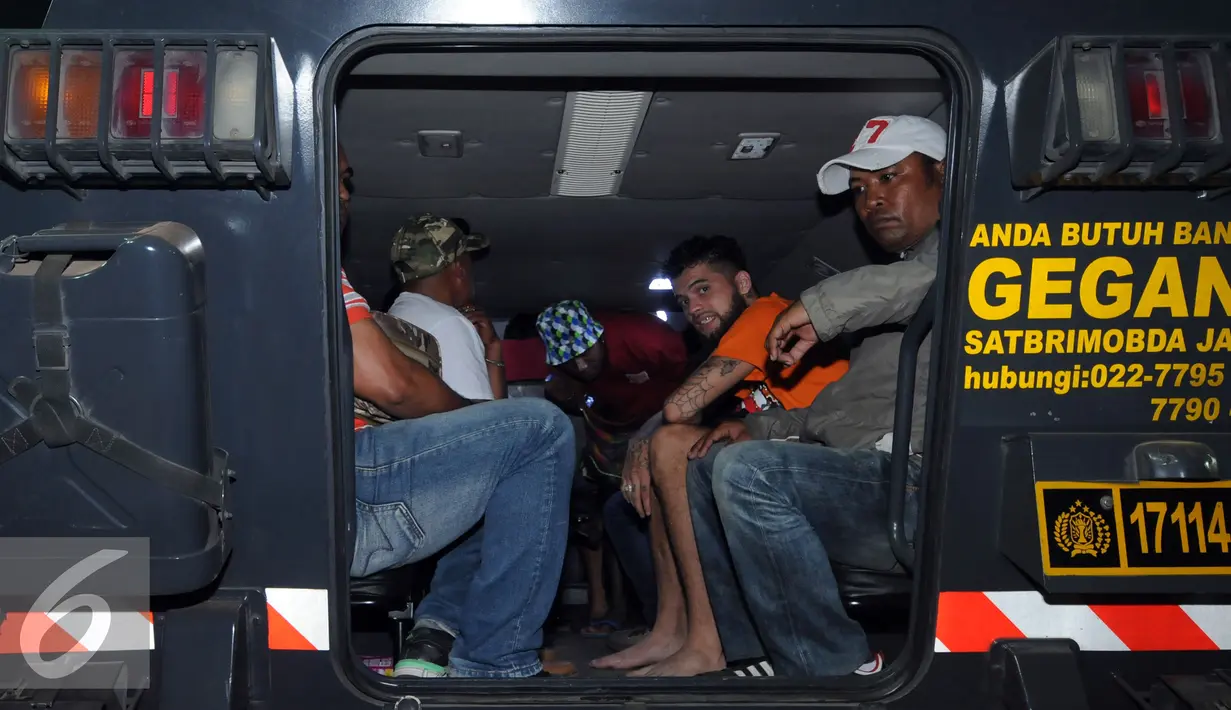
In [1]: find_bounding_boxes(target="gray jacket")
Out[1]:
[744,228,938,453]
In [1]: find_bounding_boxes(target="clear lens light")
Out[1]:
[648,277,671,290]
[212,49,258,141]
[1072,48,1118,142]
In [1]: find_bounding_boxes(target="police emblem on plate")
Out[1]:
[1053,500,1112,558]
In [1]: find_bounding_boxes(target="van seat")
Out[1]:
[833,563,912,621]
[350,564,430,609]
[350,559,437,656]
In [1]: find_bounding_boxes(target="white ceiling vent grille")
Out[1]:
[550,90,653,197]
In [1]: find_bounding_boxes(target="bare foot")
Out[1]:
[589,629,684,670]
[628,647,725,677]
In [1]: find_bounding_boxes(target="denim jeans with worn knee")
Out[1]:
[700,440,919,678]
[351,397,575,679]
[686,441,765,662]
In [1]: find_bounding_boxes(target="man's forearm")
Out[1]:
[485,343,507,399]
[799,258,937,341]
[488,361,507,399]
[364,353,468,419]
[376,372,467,419]
[663,356,753,423]
[351,317,468,420]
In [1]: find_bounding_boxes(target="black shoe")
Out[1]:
[703,657,775,678]
[393,626,454,678]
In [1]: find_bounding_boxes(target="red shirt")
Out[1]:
[504,337,552,382]
[583,311,689,428]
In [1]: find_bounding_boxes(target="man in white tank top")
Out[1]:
[387,214,505,401]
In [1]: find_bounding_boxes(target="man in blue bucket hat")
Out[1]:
[536,299,690,638]
[536,300,689,427]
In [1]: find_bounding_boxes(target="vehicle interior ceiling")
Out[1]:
[337,48,949,678]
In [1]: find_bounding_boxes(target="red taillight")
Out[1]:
[1125,49,1217,141]
[1125,51,1169,140]
[138,67,155,118]
[5,49,51,140]
[111,49,207,139]
[112,50,153,138]
[1143,71,1164,119]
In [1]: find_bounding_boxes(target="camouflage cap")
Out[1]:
[390,214,490,282]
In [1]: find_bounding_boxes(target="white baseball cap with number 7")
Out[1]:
[816,115,948,195]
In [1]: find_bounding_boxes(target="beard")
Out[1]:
[699,298,749,345]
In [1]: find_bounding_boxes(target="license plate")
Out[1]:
[1036,480,1231,576]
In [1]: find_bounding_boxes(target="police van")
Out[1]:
[0,0,1229,708]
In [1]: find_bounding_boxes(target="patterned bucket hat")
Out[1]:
[536,300,604,366]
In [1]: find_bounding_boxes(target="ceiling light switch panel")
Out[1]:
[418,130,463,158]
[730,133,781,160]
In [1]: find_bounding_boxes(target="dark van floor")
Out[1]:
[353,598,634,678]
[354,601,906,679]
[352,526,906,678]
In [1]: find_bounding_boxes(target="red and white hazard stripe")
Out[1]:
[11,587,1224,658]
[0,611,154,654]
[0,587,334,655]
[0,588,334,655]
[265,587,330,651]
[936,591,1231,652]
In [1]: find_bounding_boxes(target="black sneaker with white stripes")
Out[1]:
[708,651,884,679]
[712,658,775,677]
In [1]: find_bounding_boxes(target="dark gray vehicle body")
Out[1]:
[1,2,1229,709]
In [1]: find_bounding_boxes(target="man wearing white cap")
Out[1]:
[682,115,946,678]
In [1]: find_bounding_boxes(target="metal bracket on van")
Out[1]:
[1113,669,1231,708]
[988,639,1090,710]
[0,661,141,710]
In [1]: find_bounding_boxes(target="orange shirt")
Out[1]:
[712,294,849,413]
[342,269,374,431]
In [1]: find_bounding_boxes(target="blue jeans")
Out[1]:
[602,492,656,625]
[689,440,919,678]
[351,398,575,678]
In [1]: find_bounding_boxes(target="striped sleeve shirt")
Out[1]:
[343,269,373,431]
[342,269,371,325]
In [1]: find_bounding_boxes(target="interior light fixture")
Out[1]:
[648,277,671,291]
[655,310,668,321]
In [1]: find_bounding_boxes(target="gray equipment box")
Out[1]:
[0,222,231,595]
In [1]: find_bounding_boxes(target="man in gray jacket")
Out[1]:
[684,114,946,678]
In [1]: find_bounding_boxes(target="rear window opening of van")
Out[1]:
[327,31,962,703]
